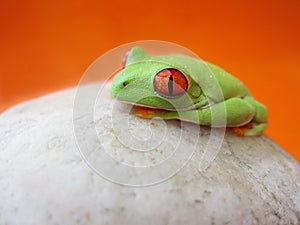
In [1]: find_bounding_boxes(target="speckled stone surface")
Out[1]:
[0,83,299,225]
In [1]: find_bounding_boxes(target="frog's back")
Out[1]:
[157,54,251,100]
[206,62,251,99]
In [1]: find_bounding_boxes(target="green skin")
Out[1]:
[111,47,268,136]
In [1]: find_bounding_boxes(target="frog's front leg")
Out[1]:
[136,97,265,135]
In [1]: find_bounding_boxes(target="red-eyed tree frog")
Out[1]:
[111,47,268,136]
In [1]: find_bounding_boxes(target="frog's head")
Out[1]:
[111,47,209,111]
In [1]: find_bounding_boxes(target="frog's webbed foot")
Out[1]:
[134,106,172,119]
[230,122,268,136]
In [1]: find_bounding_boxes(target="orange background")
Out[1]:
[0,0,299,161]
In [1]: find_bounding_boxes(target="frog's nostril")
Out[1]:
[122,82,128,88]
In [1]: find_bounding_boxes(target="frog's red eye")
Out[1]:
[153,69,188,98]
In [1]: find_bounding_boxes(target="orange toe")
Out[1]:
[134,106,167,119]
[231,123,253,137]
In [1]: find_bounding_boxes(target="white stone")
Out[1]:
[0,83,299,225]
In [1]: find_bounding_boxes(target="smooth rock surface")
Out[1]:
[0,83,300,225]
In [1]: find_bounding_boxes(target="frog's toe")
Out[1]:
[231,122,268,137]
[134,106,167,119]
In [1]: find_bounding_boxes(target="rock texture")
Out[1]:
[0,83,299,225]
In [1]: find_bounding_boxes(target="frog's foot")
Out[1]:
[231,122,268,137]
[134,106,168,119]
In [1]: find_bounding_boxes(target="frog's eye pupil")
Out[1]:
[168,75,174,95]
[154,69,188,98]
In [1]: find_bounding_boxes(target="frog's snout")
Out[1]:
[111,76,130,98]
